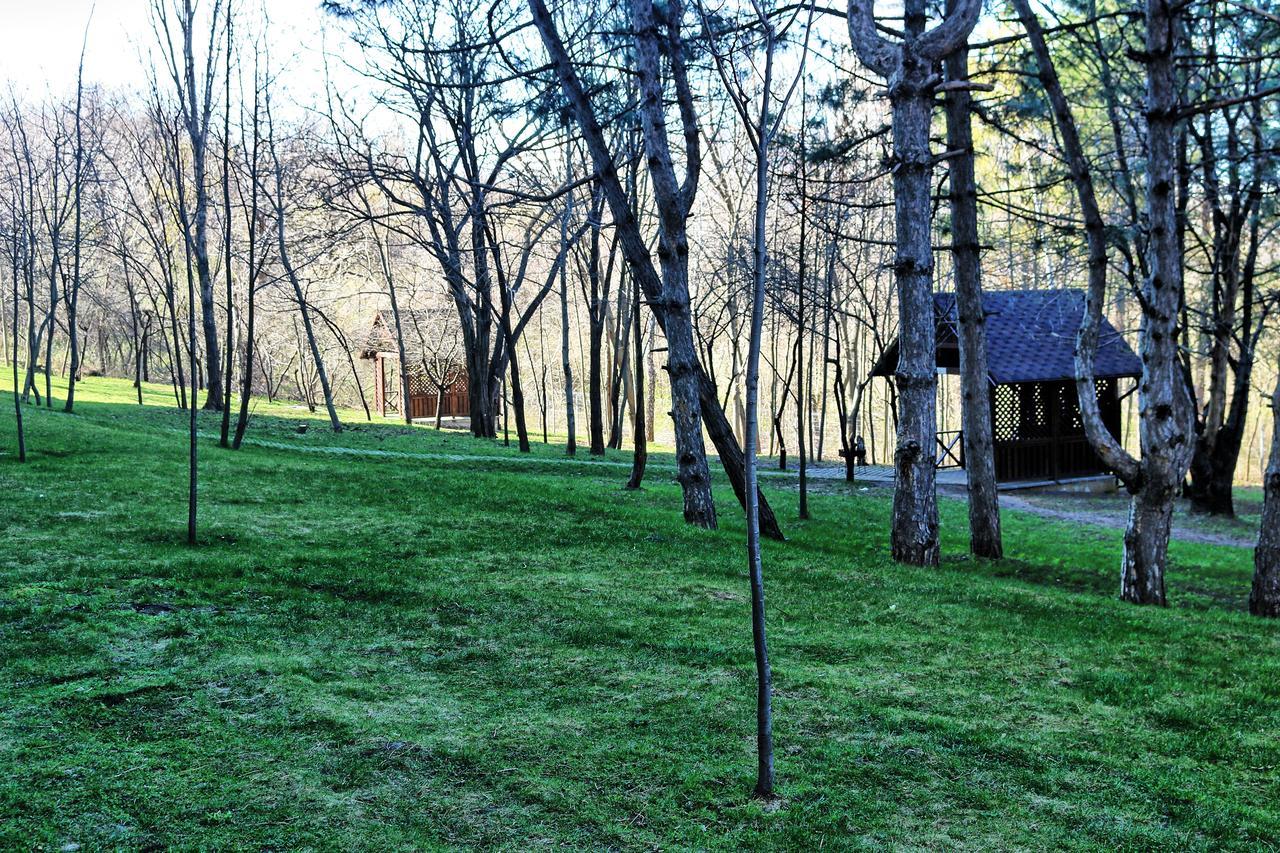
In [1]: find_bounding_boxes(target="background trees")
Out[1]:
[0,0,1277,613]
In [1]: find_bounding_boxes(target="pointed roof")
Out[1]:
[359,308,458,361]
[870,288,1142,384]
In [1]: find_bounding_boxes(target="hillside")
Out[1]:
[1,376,1277,849]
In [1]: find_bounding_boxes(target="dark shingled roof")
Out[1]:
[871,288,1142,384]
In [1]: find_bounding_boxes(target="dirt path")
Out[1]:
[997,492,1256,549]
[175,421,1257,550]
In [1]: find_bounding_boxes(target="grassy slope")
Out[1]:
[1,375,1276,850]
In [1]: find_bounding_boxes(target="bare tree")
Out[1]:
[151,0,226,411]
[264,89,341,433]
[4,146,27,461]
[64,15,94,413]
[530,0,785,540]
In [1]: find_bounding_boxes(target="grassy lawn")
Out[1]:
[1,374,1277,849]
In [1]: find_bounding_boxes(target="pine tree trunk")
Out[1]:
[887,76,940,566]
[1121,491,1173,606]
[1119,0,1195,604]
[944,21,1002,559]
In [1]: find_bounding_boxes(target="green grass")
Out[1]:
[1,374,1277,849]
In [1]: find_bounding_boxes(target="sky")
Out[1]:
[0,0,342,99]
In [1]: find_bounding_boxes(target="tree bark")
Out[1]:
[531,0,790,537]
[560,152,577,456]
[847,0,980,565]
[1012,0,1192,604]
[219,7,235,445]
[1010,0,1140,485]
[626,273,647,489]
[1121,0,1196,604]
[9,228,25,462]
[1250,367,1280,617]
[65,37,88,414]
[943,16,1002,559]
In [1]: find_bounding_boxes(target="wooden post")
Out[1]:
[375,355,386,418]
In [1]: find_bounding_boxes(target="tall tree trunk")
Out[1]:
[179,190,200,547]
[531,0,790,536]
[943,18,1002,559]
[847,0,979,565]
[269,104,340,434]
[886,75,940,566]
[1119,0,1196,605]
[795,141,810,520]
[9,232,25,462]
[1250,366,1280,617]
[586,199,607,456]
[232,210,258,449]
[65,36,88,414]
[219,11,235,445]
[1012,0,1191,604]
[560,155,577,455]
[626,274,647,489]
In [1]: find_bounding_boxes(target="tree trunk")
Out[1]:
[560,159,577,456]
[270,117,341,434]
[626,274,647,490]
[1121,0,1195,604]
[65,45,87,414]
[944,19,1002,559]
[795,154,810,520]
[219,13,235,444]
[887,74,939,566]
[531,0,791,536]
[846,0,979,565]
[9,232,25,462]
[1121,492,1173,606]
[587,212,607,456]
[1249,368,1280,617]
[232,239,257,449]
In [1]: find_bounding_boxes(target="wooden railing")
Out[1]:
[936,430,964,469]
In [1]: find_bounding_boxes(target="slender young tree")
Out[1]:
[64,16,93,413]
[7,186,26,462]
[231,37,266,449]
[152,0,226,411]
[700,0,812,797]
[219,4,235,446]
[625,271,647,489]
[846,0,982,565]
[560,145,577,455]
[265,89,341,433]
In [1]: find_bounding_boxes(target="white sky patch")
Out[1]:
[0,0,347,104]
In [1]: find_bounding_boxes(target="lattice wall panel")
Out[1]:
[995,385,1020,442]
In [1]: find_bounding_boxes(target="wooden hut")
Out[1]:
[359,309,469,420]
[871,289,1142,484]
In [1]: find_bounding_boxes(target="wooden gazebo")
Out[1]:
[359,309,469,421]
[871,289,1142,483]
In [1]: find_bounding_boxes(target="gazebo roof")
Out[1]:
[359,308,457,361]
[870,288,1142,384]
